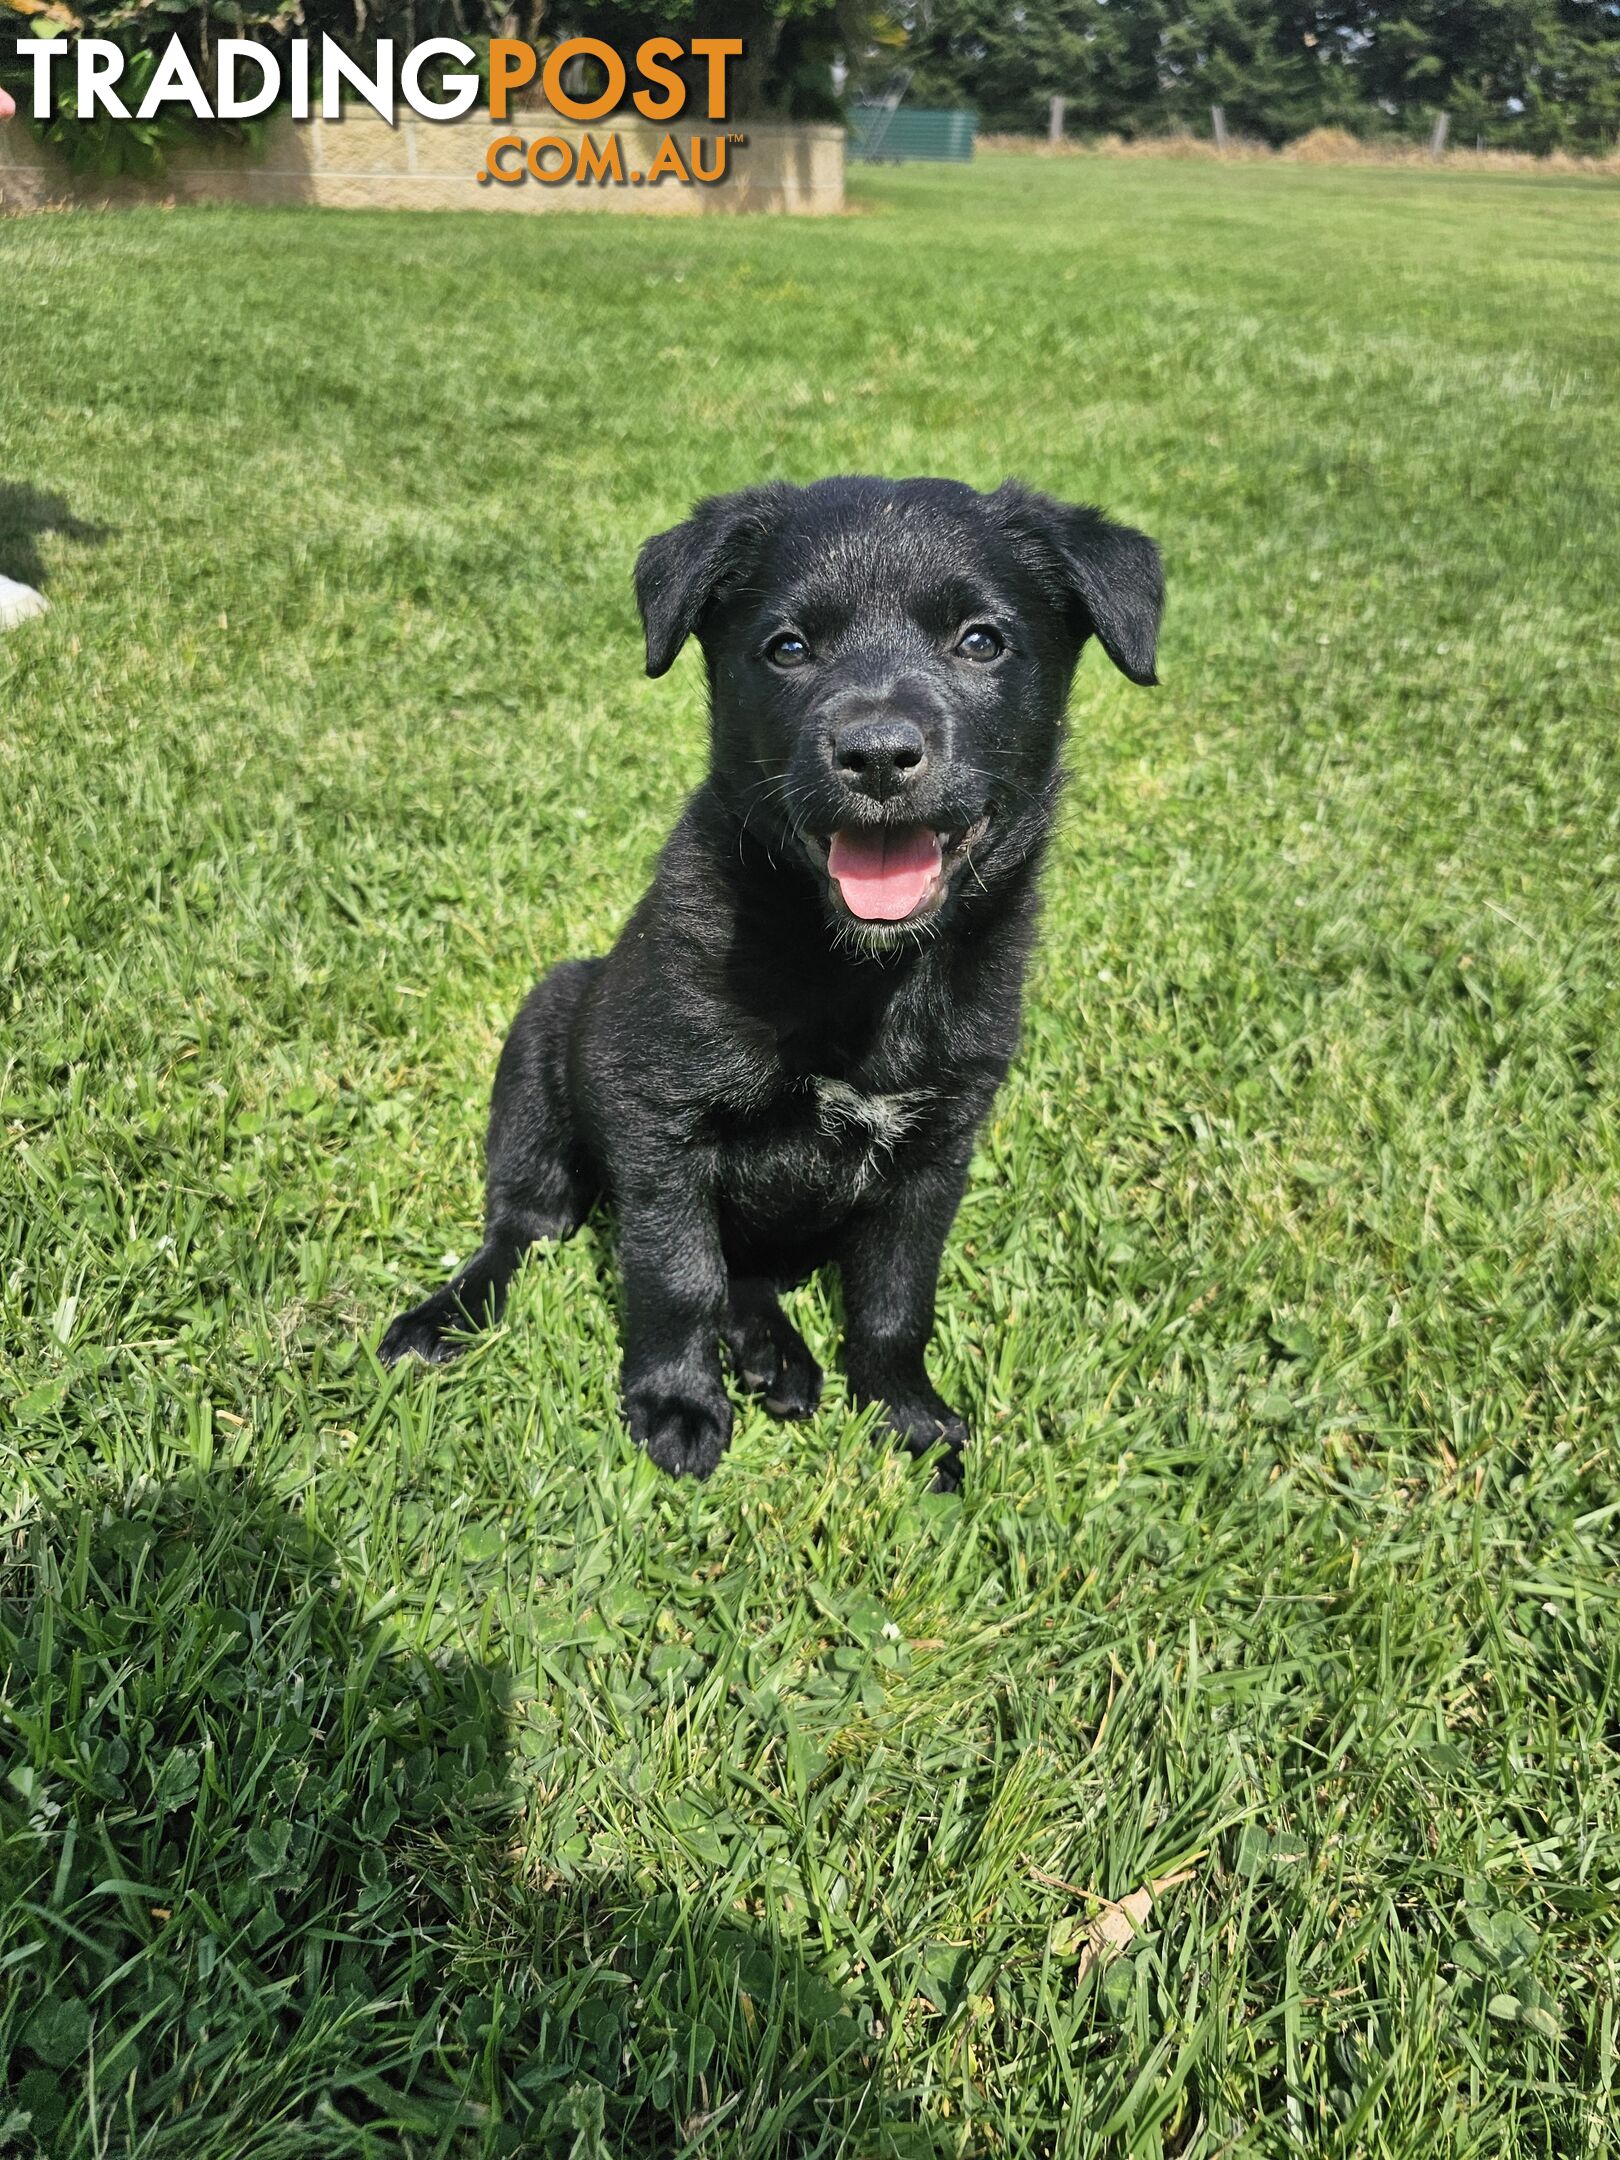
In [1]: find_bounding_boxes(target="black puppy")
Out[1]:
[380,477,1161,1486]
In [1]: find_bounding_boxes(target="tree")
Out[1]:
[1156,1,1369,140]
[898,0,1163,135]
[889,0,1620,148]
[1348,1,1620,150]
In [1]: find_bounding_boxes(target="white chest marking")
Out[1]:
[813,1078,931,1152]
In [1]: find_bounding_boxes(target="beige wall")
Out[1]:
[0,109,844,216]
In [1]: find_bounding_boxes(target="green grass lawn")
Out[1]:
[3,152,1620,2156]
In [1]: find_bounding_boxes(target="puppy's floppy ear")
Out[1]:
[993,482,1164,686]
[634,486,782,679]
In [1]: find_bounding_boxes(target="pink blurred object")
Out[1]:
[0,86,16,122]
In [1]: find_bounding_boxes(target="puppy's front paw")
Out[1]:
[624,1375,734,1479]
[379,1291,471,1367]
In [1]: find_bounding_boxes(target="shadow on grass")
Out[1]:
[0,1476,933,2158]
[0,484,112,590]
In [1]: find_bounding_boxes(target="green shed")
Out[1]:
[846,106,977,164]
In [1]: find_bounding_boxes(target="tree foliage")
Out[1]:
[897,0,1620,150]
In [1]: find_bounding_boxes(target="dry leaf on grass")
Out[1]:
[1049,1866,1196,1976]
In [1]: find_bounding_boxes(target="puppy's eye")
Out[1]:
[766,633,810,669]
[956,626,1003,662]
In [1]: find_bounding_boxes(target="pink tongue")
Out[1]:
[827,825,943,922]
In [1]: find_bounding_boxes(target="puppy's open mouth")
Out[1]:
[804,818,990,926]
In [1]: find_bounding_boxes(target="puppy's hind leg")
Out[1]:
[377,1219,541,1367]
[379,961,601,1367]
[721,1276,823,1421]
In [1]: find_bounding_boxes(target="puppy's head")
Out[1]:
[635,476,1162,945]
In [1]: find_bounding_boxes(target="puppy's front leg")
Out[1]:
[840,1155,972,1489]
[617,1160,733,1478]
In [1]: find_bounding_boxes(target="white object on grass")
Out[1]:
[0,576,49,630]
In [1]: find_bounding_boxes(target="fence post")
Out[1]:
[1429,111,1449,159]
[1049,95,1066,146]
[1211,105,1228,152]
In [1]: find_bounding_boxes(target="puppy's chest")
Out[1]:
[714,1063,935,1221]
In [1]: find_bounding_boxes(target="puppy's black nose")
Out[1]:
[833,718,928,799]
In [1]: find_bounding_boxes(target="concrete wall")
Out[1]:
[0,109,844,216]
